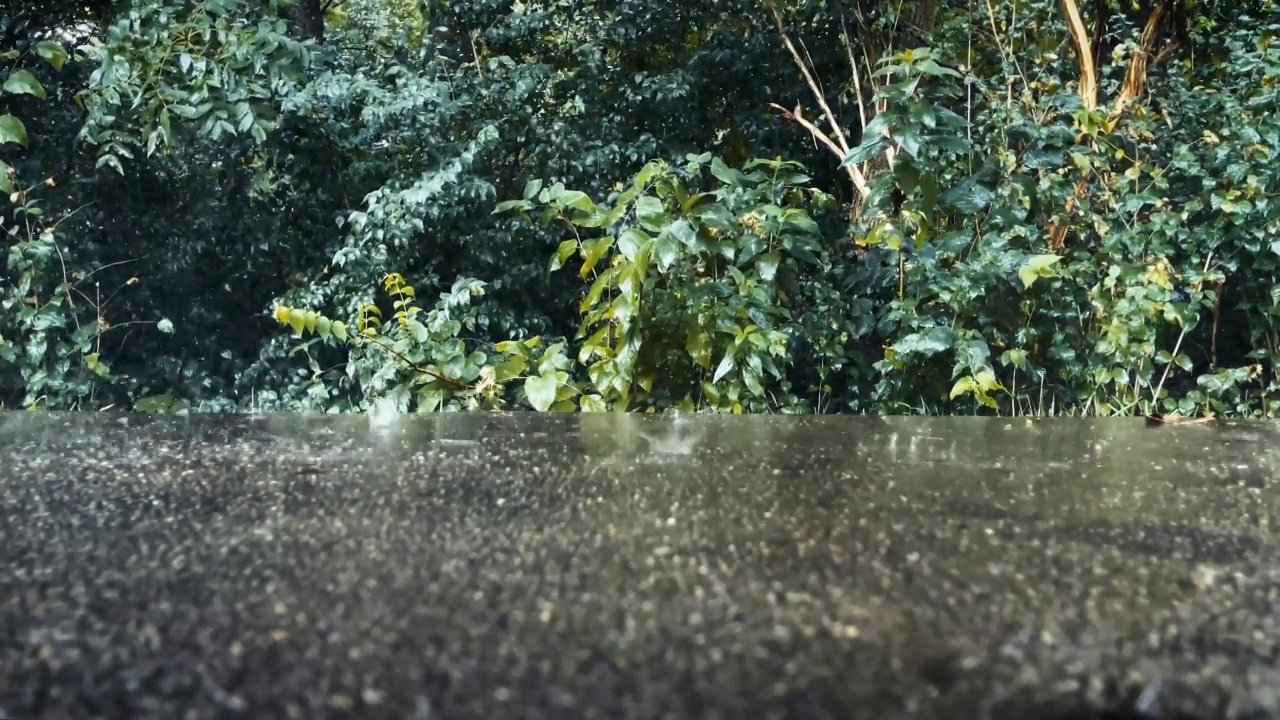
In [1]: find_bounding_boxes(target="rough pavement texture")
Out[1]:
[3,412,1280,719]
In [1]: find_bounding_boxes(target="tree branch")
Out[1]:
[1060,0,1098,110]
[768,103,869,196]
[1152,39,1181,66]
[1108,0,1170,130]
[361,333,473,389]
[766,3,870,199]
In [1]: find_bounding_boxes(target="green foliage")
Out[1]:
[269,272,576,412]
[499,154,851,412]
[13,0,1280,418]
[833,3,1280,417]
[0,40,117,409]
[79,0,314,167]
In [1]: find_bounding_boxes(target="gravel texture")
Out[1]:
[2,412,1280,719]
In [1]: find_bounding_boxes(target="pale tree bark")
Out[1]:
[1060,0,1098,109]
[766,3,871,202]
[1108,0,1173,129]
[1051,0,1178,248]
[1059,0,1175,120]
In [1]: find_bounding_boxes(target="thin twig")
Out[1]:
[835,2,869,131]
[469,29,484,80]
[767,2,870,198]
[361,333,473,389]
[768,103,865,192]
[1149,250,1215,410]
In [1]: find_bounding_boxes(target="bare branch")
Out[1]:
[766,3,869,198]
[768,4,855,157]
[768,103,870,197]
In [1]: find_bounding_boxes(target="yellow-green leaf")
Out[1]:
[1018,254,1062,289]
[579,236,614,279]
[495,357,527,382]
[0,115,27,146]
[579,394,607,411]
[524,373,558,411]
[34,41,68,70]
[949,376,978,399]
[550,238,578,272]
[3,70,45,99]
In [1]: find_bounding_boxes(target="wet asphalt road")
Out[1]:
[3,412,1280,719]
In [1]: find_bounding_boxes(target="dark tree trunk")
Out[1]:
[287,0,325,42]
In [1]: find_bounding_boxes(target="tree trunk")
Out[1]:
[288,0,325,42]
[903,0,941,36]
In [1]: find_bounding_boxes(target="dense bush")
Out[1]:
[3,0,1280,417]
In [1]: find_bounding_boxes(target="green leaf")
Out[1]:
[495,357,526,382]
[668,218,697,247]
[755,252,780,281]
[931,136,969,154]
[493,199,532,214]
[34,41,68,70]
[549,238,578,272]
[617,228,649,260]
[712,352,735,383]
[893,327,955,356]
[956,338,990,373]
[524,373,558,411]
[742,354,764,395]
[915,58,962,77]
[0,115,28,146]
[709,157,743,185]
[841,137,889,166]
[96,154,124,174]
[894,126,922,158]
[939,176,995,214]
[556,189,595,213]
[522,178,543,199]
[863,223,903,250]
[787,244,822,265]
[0,160,10,193]
[1000,348,1029,370]
[635,195,666,224]
[1018,254,1062,289]
[655,235,679,272]
[579,236,614,279]
[579,394,607,411]
[418,383,447,412]
[3,70,45,99]
[443,352,467,378]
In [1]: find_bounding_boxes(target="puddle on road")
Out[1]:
[3,411,1277,545]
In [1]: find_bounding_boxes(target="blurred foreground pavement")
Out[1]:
[3,412,1280,720]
